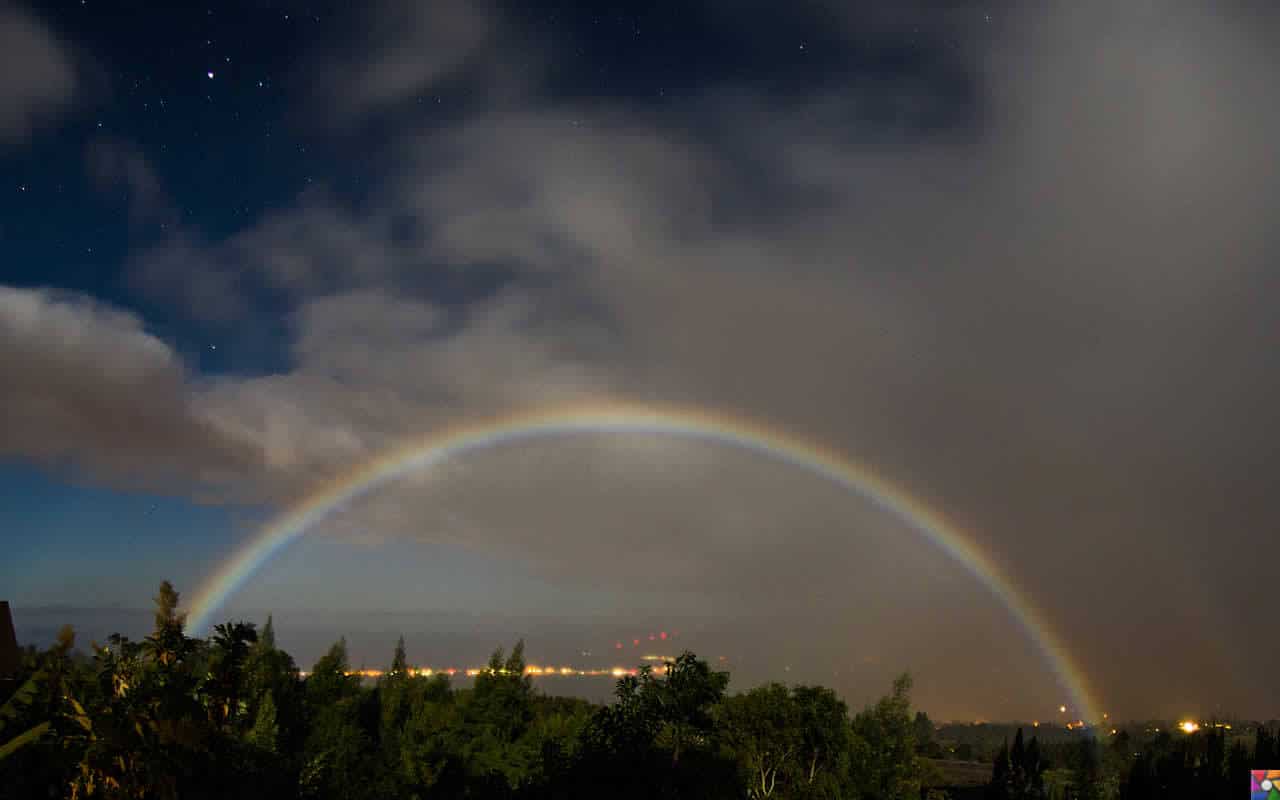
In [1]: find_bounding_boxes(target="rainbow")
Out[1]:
[186,401,1102,722]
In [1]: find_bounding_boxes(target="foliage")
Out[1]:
[849,673,922,799]
[718,682,803,798]
[985,727,1046,799]
[4,581,945,800]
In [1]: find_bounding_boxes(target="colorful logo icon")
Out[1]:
[1253,770,1280,800]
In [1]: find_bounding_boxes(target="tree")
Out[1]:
[242,616,302,762]
[1256,725,1277,769]
[792,684,851,793]
[64,583,233,799]
[301,639,375,800]
[1199,727,1227,799]
[5,582,978,800]
[990,728,1046,800]
[718,683,802,798]
[850,673,921,800]
[376,635,412,793]
[153,581,185,634]
[205,621,257,728]
[988,739,1011,800]
[1226,739,1251,800]
[388,636,408,678]
[451,640,540,793]
[247,691,279,753]
[915,710,945,759]
[399,681,462,796]
[377,636,412,735]
[1124,752,1155,800]
[468,640,535,744]
[1010,728,1028,797]
[647,651,729,766]
[1025,735,1046,799]
[1071,737,1104,800]
[306,639,358,709]
[586,672,658,754]
[258,615,275,651]
[146,580,193,669]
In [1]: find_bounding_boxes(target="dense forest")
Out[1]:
[0,583,1274,799]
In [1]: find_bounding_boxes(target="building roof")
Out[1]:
[0,601,20,677]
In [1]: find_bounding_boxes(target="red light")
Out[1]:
[615,642,623,650]
[659,631,667,640]
[633,638,640,646]
[649,634,656,641]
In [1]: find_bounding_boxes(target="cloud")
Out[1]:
[0,3,77,142]
[129,191,409,321]
[309,0,508,123]
[0,287,259,495]
[29,0,1279,716]
[86,139,177,228]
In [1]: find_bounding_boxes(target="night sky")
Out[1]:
[3,0,1279,722]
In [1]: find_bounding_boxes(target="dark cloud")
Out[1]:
[86,138,177,228]
[0,3,77,143]
[10,0,1278,718]
[307,0,518,124]
[129,191,407,321]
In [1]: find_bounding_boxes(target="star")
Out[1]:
[207,71,215,79]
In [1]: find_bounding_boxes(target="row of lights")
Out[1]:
[1044,706,1226,736]
[299,664,667,680]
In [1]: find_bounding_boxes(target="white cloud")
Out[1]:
[0,287,257,493]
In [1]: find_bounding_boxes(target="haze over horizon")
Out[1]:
[3,0,1279,725]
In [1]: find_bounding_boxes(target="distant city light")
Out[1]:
[1179,721,1199,734]
[310,662,656,681]
[1059,705,1067,713]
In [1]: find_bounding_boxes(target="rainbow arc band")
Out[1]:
[186,401,1103,723]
